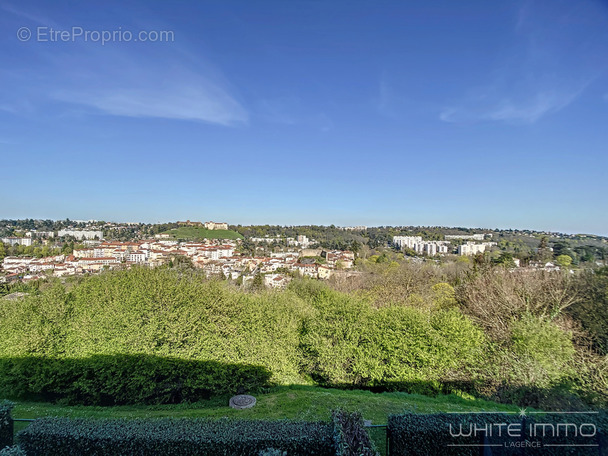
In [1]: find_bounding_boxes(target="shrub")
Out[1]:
[0,268,312,395]
[568,268,608,355]
[0,354,271,405]
[523,412,608,456]
[510,314,575,387]
[332,409,378,456]
[301,290,485,391]
[258,449,287,456]
[388,413,521,456]
[458,269,580,340]
[19,417,335,456]
[0,401,14,450]
[0,447,26,456]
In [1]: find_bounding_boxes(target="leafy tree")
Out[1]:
[493,252,516,268]
[251,273,264,290]
[555,254,573,268]
[536,236,552,262]
[510,314,575,386]
[567,268,608,355]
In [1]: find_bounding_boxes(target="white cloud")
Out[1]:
[47,48,249,126]
[1,4,248,126]
[440,0,607,125]
[440,85,588,124]
[1,3,58,28]
[53,77,248,126]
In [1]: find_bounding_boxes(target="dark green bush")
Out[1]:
[523,412,608,456]
[19,417,335,456]
[388,412,607,456]
[388,413,523,456]
[0,354,271,405]
[332,409,378,456]
[258,449,287,456]
[0,401,14,450]
[0,447,26,456]
[0,268,310,387]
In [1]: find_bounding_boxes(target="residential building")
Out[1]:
[1,237,32,247]
[204,221,229,230]
[58,229,104,240]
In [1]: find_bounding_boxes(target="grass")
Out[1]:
[159,226,243,241]
[10,385,519,455]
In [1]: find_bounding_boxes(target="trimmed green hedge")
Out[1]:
[332,410,378,456]
[0,447,26,456]
[0,355,271,405]
[19,417,335,456]
[0,401,14,450]
[388,412,607,456]
[388,413,520,456]
[523,412,608,456]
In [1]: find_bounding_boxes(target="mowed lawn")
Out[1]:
[11,385,519,455]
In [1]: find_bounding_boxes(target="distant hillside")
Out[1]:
[160,226,243,241]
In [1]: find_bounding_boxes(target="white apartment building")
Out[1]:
[58,230,104,240]
[458,242,496,256]
[445,234,488,241]
[2,256,34,271]
[393,236,450,256]
[204,221,229,230]
[1,237,33,247]
[77,257,120,267]
[73,248,96,258]
[393,236,423,249]
[127,251,148,263]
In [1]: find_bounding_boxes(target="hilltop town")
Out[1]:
[1,220,356,288]
[1,218,606,289]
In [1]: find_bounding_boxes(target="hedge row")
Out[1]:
[332,410,378,456]
[525,413,608,455]
[0,401,13,450]
[18,417,336,456]
[388,412,608,456]
[0,355,271,405]
[0,270,492,406]
[0,447,25,456]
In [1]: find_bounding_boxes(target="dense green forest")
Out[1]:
[1,263,606,409]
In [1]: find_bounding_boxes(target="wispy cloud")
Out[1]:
[254,96,332,131]
[50,52,248,126]
[440,0,606,124]
[256,97,299,125]
[440,83,590,124]
[0,5,248,126]
[484,89,586,123]
[373,72,392,117]
[1,2,59,28]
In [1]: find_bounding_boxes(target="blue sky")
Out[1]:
[1,0,607,235]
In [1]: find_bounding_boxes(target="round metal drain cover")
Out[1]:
[229,394,257,409]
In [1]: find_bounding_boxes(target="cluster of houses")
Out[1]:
[1,236,355,288]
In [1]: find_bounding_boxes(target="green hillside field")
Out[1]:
[160,226,243,240]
